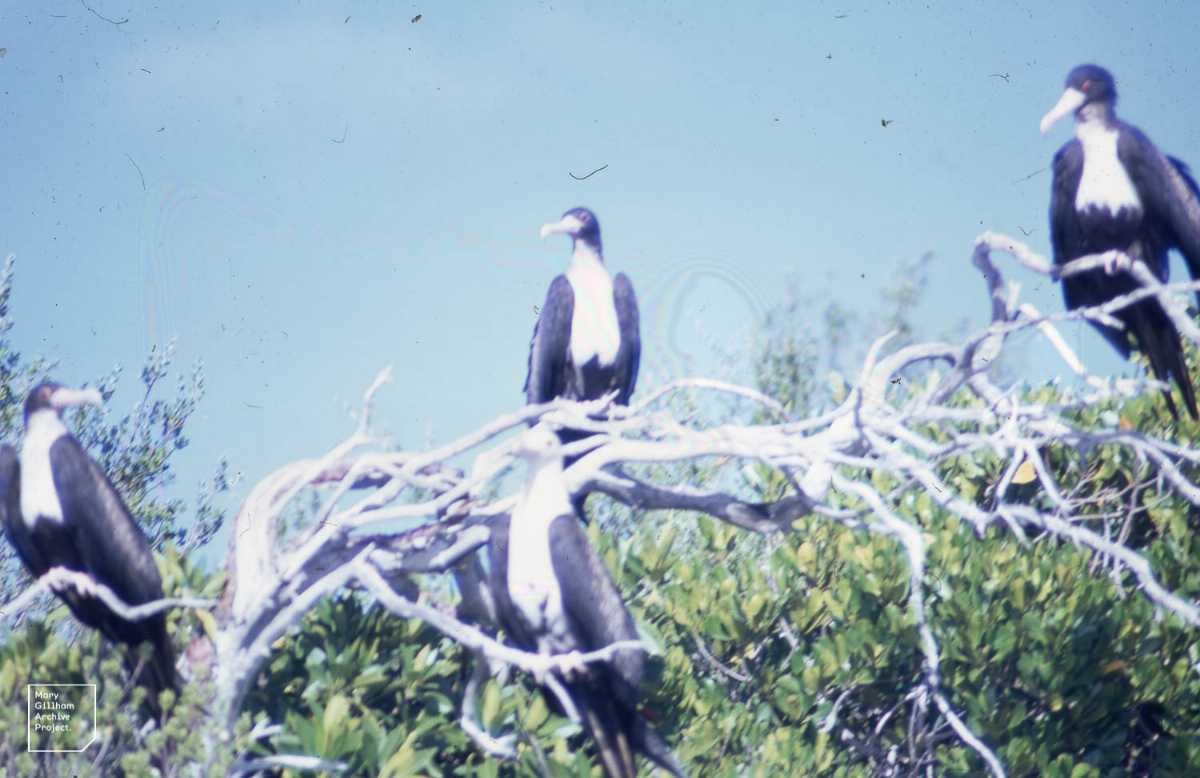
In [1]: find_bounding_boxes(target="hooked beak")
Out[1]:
[49,386,104,410]
[1040,87,1087,135]
[539,214,583,240]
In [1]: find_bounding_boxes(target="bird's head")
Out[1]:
[539,207,602,254]
[513,423,562,464]
[24,382,103,424]
[1040,64,1117,134]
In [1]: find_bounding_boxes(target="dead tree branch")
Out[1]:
[192,233,1200,775]
[0,566,214,623]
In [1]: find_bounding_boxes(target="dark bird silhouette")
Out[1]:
[488,425,684,778]
[1,383,179,714]
[1042,64,1200,418]
[525,207,640,510]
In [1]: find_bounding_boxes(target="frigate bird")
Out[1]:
[488,425,684,778]
[0,383,178,710]
[1042,63,1200,418]
[525,207,640,485]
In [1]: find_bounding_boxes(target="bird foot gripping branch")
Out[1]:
[1102,250,1133,275]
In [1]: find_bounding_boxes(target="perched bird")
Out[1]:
[0,383,179,712]
[1042,63,1200,418]
[525,207,640,490]
[488,425,684,778]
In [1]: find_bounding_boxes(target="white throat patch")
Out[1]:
[1075,120,1142,215]
[19,410,68,527]
[565,245,621,368]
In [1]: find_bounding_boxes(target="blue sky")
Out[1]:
[2,1,1199,559]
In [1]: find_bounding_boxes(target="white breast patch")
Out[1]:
[19,410,68,527]
[507,473,568,641]
[1075,122,1142,215]
[565,247,621,368]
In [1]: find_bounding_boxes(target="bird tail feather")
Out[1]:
[1130,303,1198,420]
[126,632,180,720]
[583,705,637,778]
[631,715,688,777]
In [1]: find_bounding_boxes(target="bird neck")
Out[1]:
[516,458,572,525]
[569,239,605,270]
[22,409,67,453]
[1076,101,1116,129]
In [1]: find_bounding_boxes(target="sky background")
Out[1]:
[2,1,1199,563]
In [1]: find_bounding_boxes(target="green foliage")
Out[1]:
[236,266,1200,776]
[236,383,1199,776]
[246,594,474,776]
[0,547,234,776]
[0,259,235,773]
[1,247,1199,777]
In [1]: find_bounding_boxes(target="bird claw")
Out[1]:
[531,650,587,682]
[47,569,97,599]
[1104,251,1132,275]
[530,654,552,686]
[71,575,99,598]
[558,650,588,679]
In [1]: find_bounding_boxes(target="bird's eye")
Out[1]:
[1081,79,1092,91]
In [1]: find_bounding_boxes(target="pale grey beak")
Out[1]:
[50,386,104,410]
[1040,87,1087,135]
[539,214,584,240]
[515,423,559,459]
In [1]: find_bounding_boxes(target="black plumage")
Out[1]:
[1,383,178,712]
[526,275,641,407]
[1043,64,1200,418]
[525,208,641,481]
[488,426,683,777]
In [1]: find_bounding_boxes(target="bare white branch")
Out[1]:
[0,567,213,623]
[460,656,518,760]
[630,376,794,419]
[187,231,1200,776]
[353,557,652,677]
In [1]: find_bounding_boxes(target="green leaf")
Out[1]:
[481,680,502,731]
[323,693,351,735]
